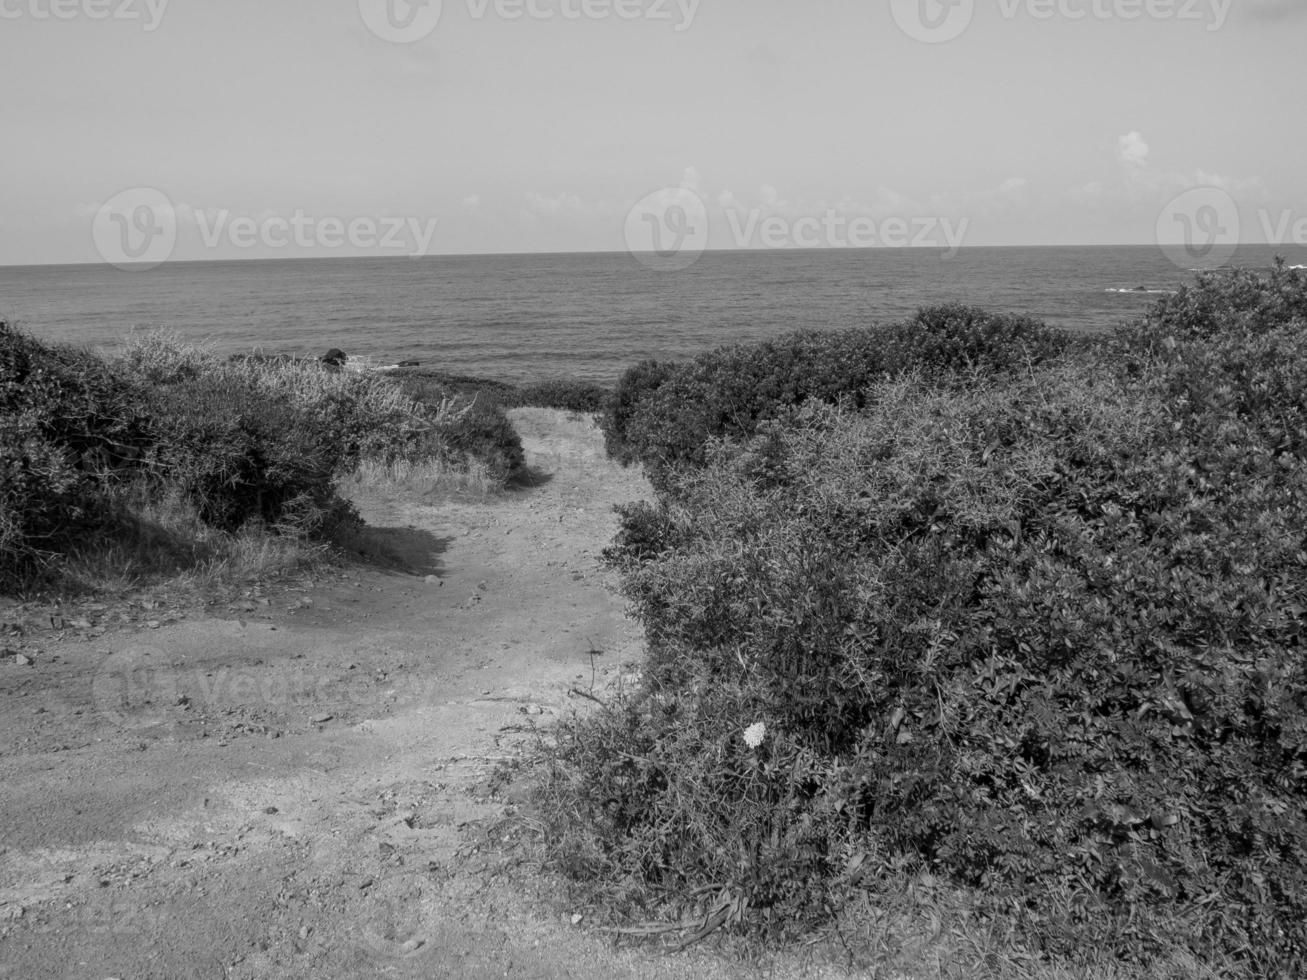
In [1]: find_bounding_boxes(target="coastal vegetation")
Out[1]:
[0,329,531,594]
[8,264,1307,974]
[531,262,1307,976]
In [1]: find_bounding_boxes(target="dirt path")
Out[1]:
[0,410,850,980]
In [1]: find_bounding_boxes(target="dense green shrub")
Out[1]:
[393,371,526,481]
[1,326,154,583]
[604,306,1068,476]
[1118,258,1307,351]
[433,400,525,480]
[393,370,519,411]
[599,359,678,463]
[539,273,1307,974]
[516,379,610,413]
[146,376,342,532]
[2,331,485,589]
[119,336,445,473]
[1114,260,1307,457]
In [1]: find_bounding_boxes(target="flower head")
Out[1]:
[742,721,767,749]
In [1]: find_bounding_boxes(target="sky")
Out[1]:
[2,0,1306,265]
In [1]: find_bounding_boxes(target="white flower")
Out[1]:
[742,722,767,749]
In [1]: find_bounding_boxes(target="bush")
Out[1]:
[392,370,526,481]
[146,375,342,532]
[393,370,519,411]
[1,330,485,590]
[105,335,468,532]
[118,337,446,474]
[605,307,1068,476]
[516,379,610,413]
[599,359,680,465]
[1,326,154,584]
[538,275,1307,974]
[432,400,525,481]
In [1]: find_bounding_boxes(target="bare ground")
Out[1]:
[0,410,852,980]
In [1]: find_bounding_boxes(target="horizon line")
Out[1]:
[7,241,1307,271]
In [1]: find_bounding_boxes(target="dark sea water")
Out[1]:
[3,245,1305,384]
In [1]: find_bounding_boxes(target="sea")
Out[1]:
[3,245,1305,385]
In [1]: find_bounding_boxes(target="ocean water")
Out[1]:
[3,245,1305,384]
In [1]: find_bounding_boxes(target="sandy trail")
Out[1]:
[0,410,844,980]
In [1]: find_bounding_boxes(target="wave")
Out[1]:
[1105,287,1177,295]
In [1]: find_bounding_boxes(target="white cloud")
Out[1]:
[522,191,587,217]
[1115,131,1263,201]
[1118,131,1150,168]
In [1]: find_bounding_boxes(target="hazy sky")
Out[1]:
[3,0,1306,265]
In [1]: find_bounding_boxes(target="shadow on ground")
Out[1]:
[510,466,555,490]
[347,526,452,577]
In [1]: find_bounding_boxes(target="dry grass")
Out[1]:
[54,484,328,600]
[811,887,1238,980]
[115,332,453,467]
[504,797,1233,980]
[343,455,504,502]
